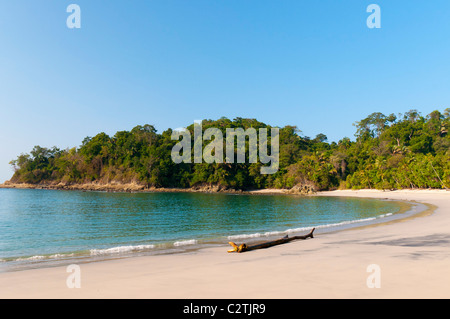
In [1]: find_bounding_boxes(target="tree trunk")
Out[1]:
[228,228,315,253]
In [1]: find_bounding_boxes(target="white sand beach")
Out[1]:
[0,189,449,299]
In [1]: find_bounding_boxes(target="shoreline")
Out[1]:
[2,180,448,195]
[0,197,418,273]
[0,181,313,195]
[0,189,449,298]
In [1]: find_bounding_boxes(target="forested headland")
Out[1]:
[6,109,450,192]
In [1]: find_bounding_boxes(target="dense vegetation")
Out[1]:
[9,109,450,191]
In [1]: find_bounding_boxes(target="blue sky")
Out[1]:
[1,1,450,182]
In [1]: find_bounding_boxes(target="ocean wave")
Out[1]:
[2,245,155,263]
[228,233,263,240]
[14,255,46,261]
[3,213,397,265]
[8,253,76,262]
[227,216,381,240]
[173,239,198,247]
[90,244,155,256]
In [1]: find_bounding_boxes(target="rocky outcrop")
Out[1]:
[284,183,317,195]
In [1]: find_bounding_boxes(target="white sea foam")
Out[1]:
[9,253,76,262]
[90,244,155,256]
[5,246,153,263]
[227,216,382,240]
[173,239,198,247]
[15,255,46,261]
[228,233,263,240]
[48,253,75,259]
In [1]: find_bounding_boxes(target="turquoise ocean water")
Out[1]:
[0,188,414,271]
